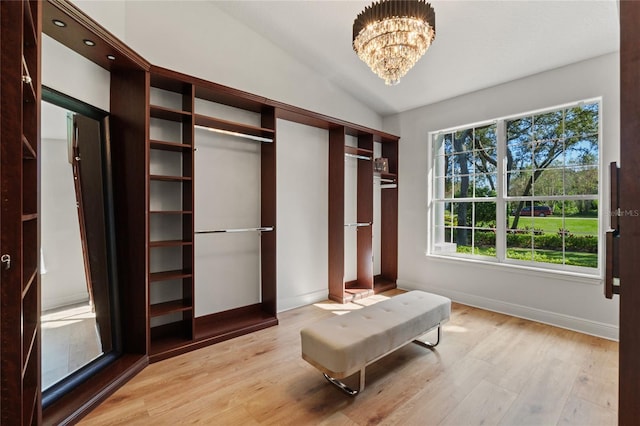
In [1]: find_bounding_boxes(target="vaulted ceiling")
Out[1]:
[213,0,619,116]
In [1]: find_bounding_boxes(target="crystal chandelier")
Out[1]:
[353,0,436,86]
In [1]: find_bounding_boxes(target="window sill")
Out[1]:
[425,252,603,286]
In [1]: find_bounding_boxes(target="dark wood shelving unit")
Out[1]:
[150,269,193,282]
[329,129,399,303]
[146,66,279,363]
[149,139,192,152]
[147,68,196,361]
[376,137,399,292]
[1,1,42,424]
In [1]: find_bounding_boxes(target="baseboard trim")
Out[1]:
[397,280,619,341]
[278,288,327,313]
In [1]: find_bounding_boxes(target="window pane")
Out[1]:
[506,227,534,262]
[474,173,497,197]
[534,110,563,141]
[565,103,598,138]
[507,170,532,196]
[565,135,598,166]
[532,168,563,197]
[506,142,533,172]
[443,133,453,154]
[533,139,564,168]
[453,175,472,198]
[453,129,474,153]
[562,199,599,267]
[473,229,496,257]
[507,116,532,145]
[452,151,474,175]
[474,124,497,151]
[474,148,497,173]
[452,227,472,251]
[564,166,598,196]
[473,201,496,229]
[451,202,472,227]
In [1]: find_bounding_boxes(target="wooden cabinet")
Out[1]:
[328,127,399,303]
[0,1,42,424]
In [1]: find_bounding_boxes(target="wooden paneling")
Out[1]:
[619,2,640,424]
[110,69,149,356]
[261,107,277,315]
[328,126,346,302]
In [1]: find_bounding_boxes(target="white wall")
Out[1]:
[40,136,89,311]
[383,53,620,339]
[276,120,329,311]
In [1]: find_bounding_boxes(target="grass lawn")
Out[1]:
[508,215,598,235]
[457,245,598,268]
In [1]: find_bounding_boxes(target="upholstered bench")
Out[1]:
[300,290,451,395]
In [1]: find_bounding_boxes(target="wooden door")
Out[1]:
[619,2,640,424]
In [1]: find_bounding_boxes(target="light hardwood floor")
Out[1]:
[81,290,618,425]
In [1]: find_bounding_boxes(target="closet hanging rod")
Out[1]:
[195,125,273,143]
[345,153,372,161]
[344,222,371,228]
[195,226,274,234]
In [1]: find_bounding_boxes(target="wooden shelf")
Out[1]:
[149,240,193,248]
[195,114,274,140]
[150,321,193,356]
[150,105,191,122]
[21,213,37,222]
[194,304,278,341]
[150,300,192,317]
[149,139,192,152]
[150,269,192,282]
[150,174,192,182]
[22,268,37,298]
[22,326,37,373]
[374,275,397,293]
[149,210,192,215]
[22,135,36,159]
[345,145,374,156]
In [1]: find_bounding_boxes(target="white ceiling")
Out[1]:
[212,0,619,116]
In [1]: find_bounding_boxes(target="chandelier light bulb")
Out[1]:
[353,0,436,86]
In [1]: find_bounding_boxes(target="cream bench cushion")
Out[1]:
[300,290,451,394]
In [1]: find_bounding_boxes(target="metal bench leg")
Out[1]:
[413,323,441,349]
[323,367,365,396]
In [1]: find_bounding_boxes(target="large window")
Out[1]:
[430,99,600,274]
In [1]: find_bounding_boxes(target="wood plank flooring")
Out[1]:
[80,290,618,425]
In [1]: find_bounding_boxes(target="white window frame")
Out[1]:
[427,98,603,279]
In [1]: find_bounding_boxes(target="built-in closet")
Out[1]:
[146,67,278,362]
[329,128,399,303]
